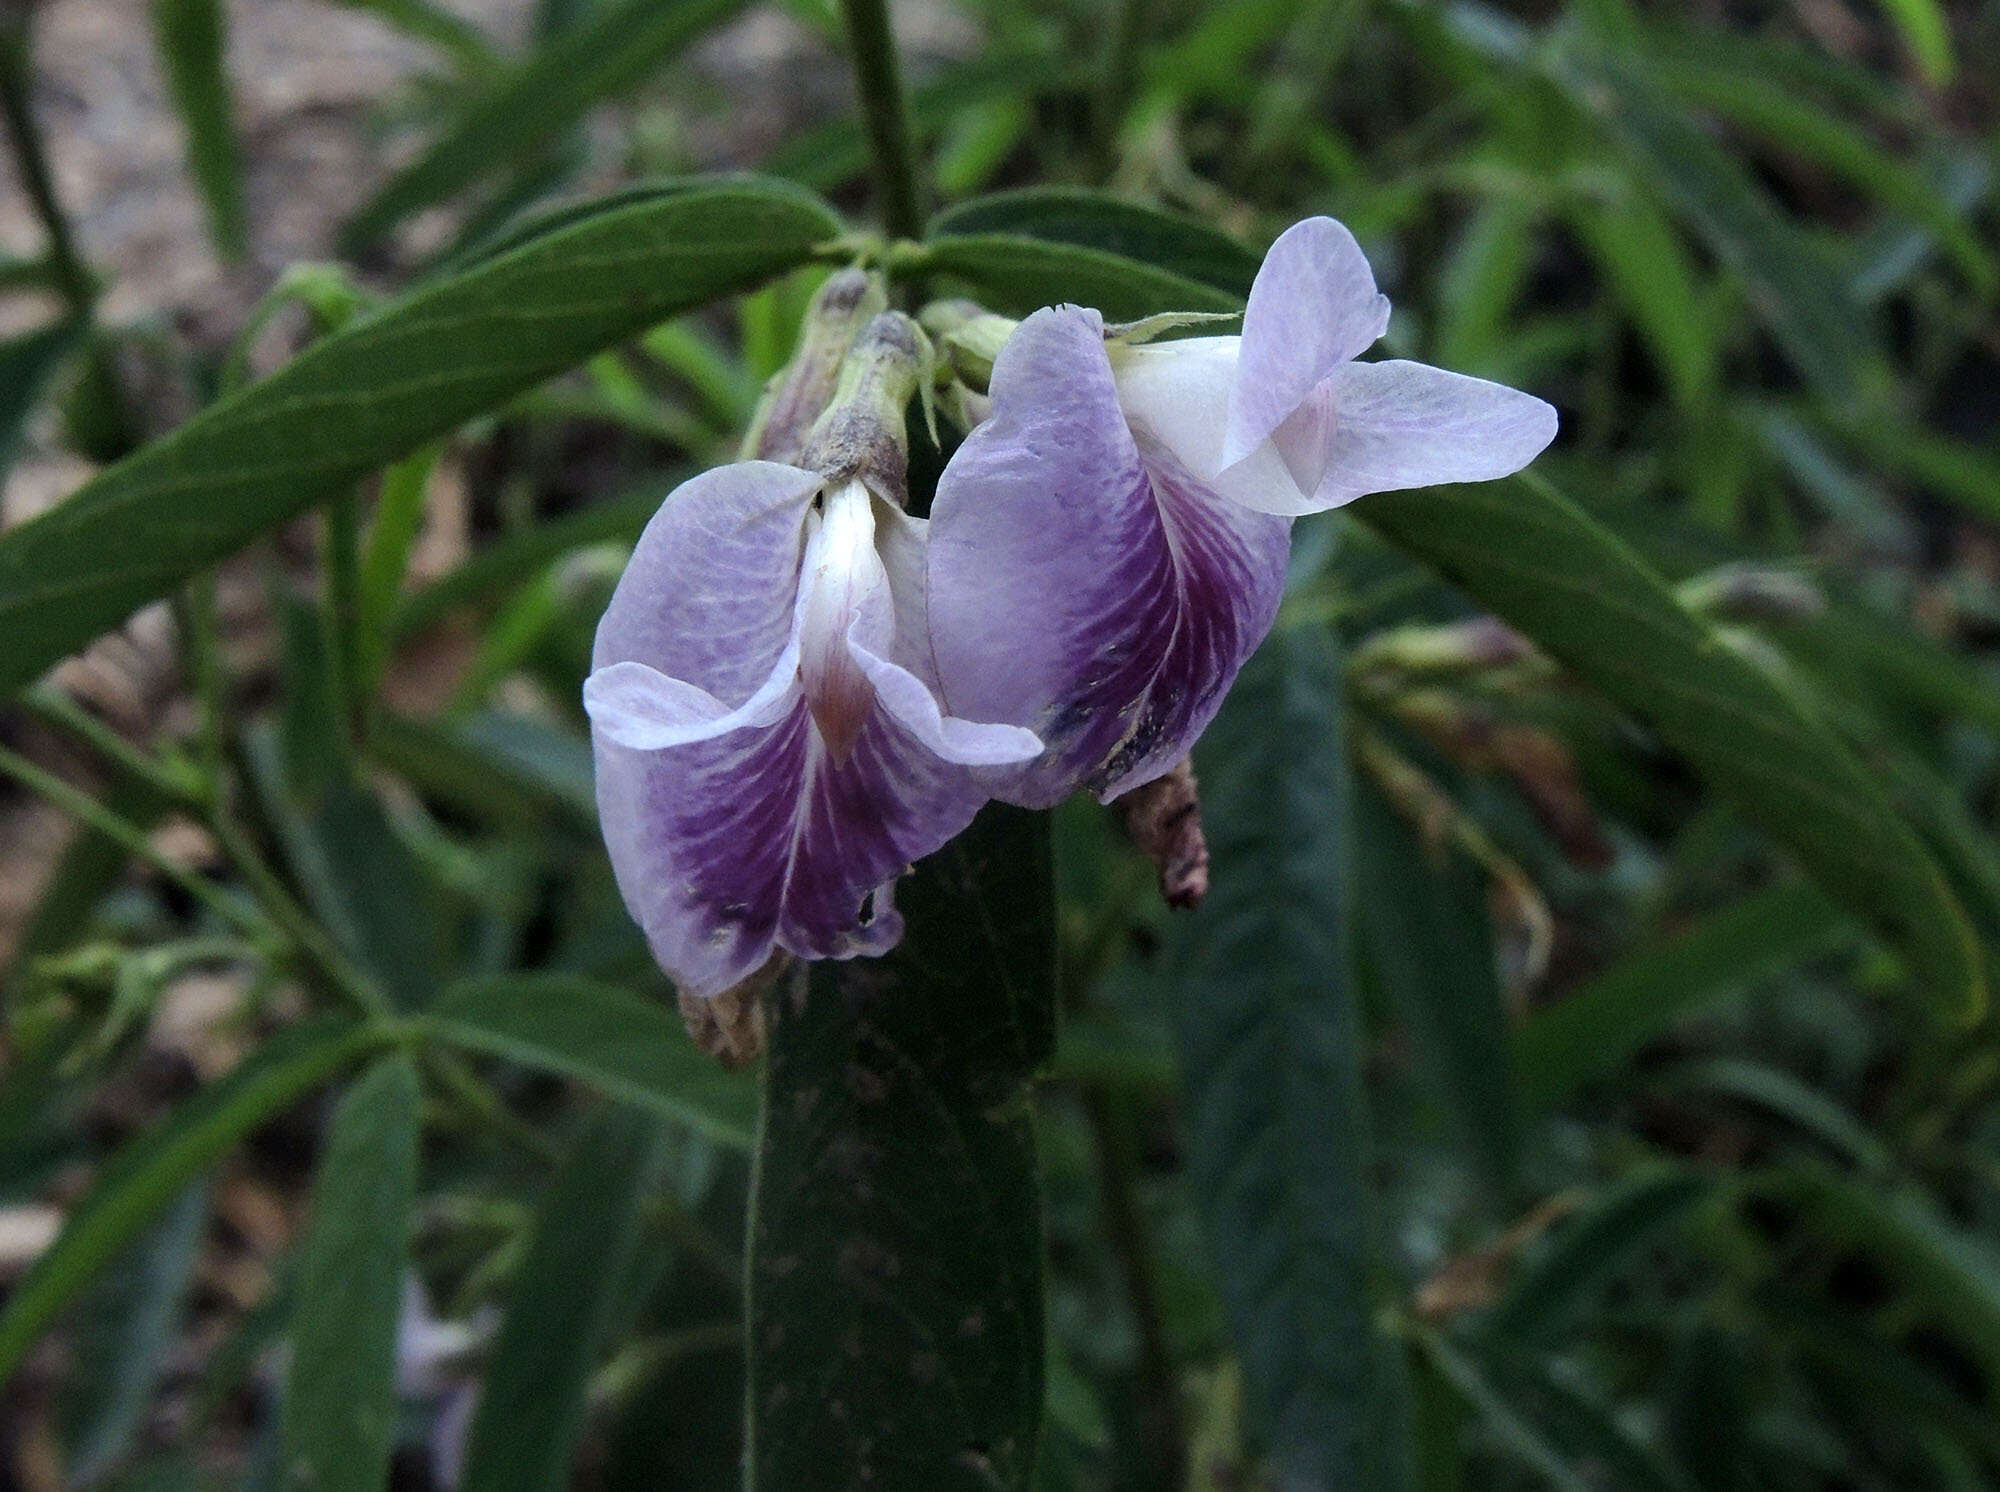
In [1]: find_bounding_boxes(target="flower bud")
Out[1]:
[743,268,887,463]
[796,311,930,504]
[918,300,1016,394]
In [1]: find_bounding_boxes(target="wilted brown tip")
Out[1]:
[1117,758,1210,909]
[678,953,787,1068]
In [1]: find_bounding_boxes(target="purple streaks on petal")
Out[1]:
[592,460,1025,995]
[1304,359,1560,506]
[1224,216,1390,467]
[928,306,1291,807]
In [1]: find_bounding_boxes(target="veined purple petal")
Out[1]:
[594,686,1019,995]
[1300,359,1559,506]
[1223,217,1390,467]
[590,459,1035,996]
[591,460,822,699]
[928,306,1292,807]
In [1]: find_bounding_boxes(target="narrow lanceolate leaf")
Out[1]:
[1554,47,1881,406]
[1359,473,1983,1019]
[150,0,245,261]
[427,974,757,1147]
[60,1180,210,1486]
[1769,1169,2000,1384]
[747,805,1056,1492]
[0,179,839,700]
[921,234,1244,322]
[1175,631,1411,1488]
[928,188,1261,299]
[459,1104,670,1492]
[1354,773,1517,1190]
[1513,881,1853,1112]
[339,0,752,248]
[278,1054,423,1492]
[0,319,81,478]
[0,1017,383,1387]
[1486,1170,1715,1346]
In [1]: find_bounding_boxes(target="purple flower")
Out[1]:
[585,462,1041,997]
[926,215,1558,805]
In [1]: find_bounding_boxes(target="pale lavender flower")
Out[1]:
[926,215,1558,804]
[585,462,1040,997]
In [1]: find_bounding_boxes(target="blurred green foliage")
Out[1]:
[0,0,1998,1487]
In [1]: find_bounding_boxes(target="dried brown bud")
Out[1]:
[743,268,887,464]
[678,953,786,1068]
[1116,758,1210,909]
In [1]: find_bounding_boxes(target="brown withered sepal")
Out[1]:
[1117,757,1210,909]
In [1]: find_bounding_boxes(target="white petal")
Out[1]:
[1114,337,1322,518]
[1305,359,1560,507]
[1223,216,1391,466]
[583,647,799,751]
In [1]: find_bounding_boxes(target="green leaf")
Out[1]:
[928,188,1261,299]
[373,709,597,829]
[246,727,447,1009]
[0,1016,384,1387]
[1650,59,1992,293]
[340,0,754,247]
[1649,1058,1891,1174]
[746,805,1055,1492]
[1413,1330,1591,1492]
[319,0,497,71]
[354,446,438,704]
[1771,1170,2000,1384]
[1512,881,1853,1112]
[459,1104,670,1492]
[1567,190,1718,409]
[1354,771,1518,1190]
[0,318,81,479]
[426,974,757,1147]
[920,234,1244,322]
[150,0,245,261]
[278,1053,422,1492]
[1174,631,1411,1487]
[764,49,1065,193]
[60,1180,209,1487]
[0,179,839,701]
[1554,47,1882,406]
[392,480,666,640]
[1875,0,1954,84]
[1486,1169,1715,1345]
[1358,473,1982,1019]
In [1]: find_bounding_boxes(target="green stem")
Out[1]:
[1082,1088,1187,1487]
[836,0,924,241]
[17,686,205,807]
[0,24,92,311]
[0,742,272,944]
[324,492,365,752]
[1095,0,1145,170]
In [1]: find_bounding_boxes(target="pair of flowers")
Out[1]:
[585,218,1557,998]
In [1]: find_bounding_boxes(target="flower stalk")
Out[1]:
[836,0,924,242]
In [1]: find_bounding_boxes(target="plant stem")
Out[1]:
[1095,0,1145,171]
[836,0,923,241]
[0,742,272,944]
[1082,1088,1187,1487]
[0,24,92,311]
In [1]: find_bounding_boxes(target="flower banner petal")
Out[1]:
[928,306,1291,805]
[591,460,823,703]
